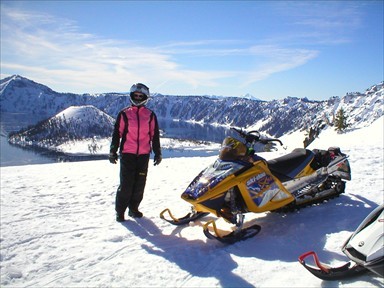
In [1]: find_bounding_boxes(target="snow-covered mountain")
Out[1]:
[8,105,114,150]
[0,75,90,120]
[1,75,383,144]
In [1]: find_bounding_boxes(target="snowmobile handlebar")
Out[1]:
[231,127,283,146]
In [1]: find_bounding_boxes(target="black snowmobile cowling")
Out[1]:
[299,204,384,280]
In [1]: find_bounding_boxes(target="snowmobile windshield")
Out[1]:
[183,159,247,199]
[219,137,247,161]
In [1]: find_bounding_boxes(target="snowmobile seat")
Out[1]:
[267,148,315,182]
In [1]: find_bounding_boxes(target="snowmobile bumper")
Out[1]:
[298,251,368,280]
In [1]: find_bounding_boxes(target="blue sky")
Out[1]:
[1,1,383,100]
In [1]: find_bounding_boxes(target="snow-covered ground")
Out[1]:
[56,137,221,158]
[1,117,383,287]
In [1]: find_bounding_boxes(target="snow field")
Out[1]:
[0,117,383,287]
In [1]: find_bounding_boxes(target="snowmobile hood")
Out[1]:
[342,204,384,276]
[182,159,251,200]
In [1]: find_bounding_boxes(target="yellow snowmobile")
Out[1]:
[160,128,351,243]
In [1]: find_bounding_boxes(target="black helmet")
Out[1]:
[130,83,150,106]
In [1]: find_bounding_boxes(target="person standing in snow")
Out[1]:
[109,83,162,222]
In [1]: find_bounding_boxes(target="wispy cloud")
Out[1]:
[1,6,233,93]
[0,3,361,95]
[272,1,363,44]
[240,46,319,86]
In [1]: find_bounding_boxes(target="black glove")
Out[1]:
[109,152,118,164]
[154,154,162,166]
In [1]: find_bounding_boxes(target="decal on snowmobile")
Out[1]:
[252,183,285,207]
[246,172,271,191]
[246,172,279,207]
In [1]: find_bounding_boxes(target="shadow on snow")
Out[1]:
[121,217,255,287]
[121,193,381,287]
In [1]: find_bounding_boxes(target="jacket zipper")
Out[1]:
[136,107,140,155]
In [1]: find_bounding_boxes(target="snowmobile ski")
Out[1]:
[203,216,261,244]
[298,251,368,280]
[160,208,209,225]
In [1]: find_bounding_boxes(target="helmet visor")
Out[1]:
[132,93,146,101]
[130,84,149,97]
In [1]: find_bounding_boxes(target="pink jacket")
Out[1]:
[110,106,161,156]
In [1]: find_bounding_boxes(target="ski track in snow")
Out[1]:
[1,118,383,287]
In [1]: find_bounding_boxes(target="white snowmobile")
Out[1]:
[299,204,384,280]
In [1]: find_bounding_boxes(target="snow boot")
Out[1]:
[116,213,125,222]
[128,210,143,218]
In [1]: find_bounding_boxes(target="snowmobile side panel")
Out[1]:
[295,160,317,179]
[235,160,294,212]
[327,155,351,180]
[182,160,294,214]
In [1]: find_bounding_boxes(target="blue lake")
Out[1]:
[0,113,232,167]
[0,135,59,166]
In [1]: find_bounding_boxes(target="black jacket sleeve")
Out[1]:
[110,112,122,154]
[152,113,161,156]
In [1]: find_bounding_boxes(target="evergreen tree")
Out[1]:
[334,108,350,133]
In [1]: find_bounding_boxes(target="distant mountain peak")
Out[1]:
[11,74,24,80]
[2,74,35,84]
[1,74,54,95]
[242,93,262,101]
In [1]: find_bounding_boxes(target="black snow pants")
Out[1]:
[115,153,150,215]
